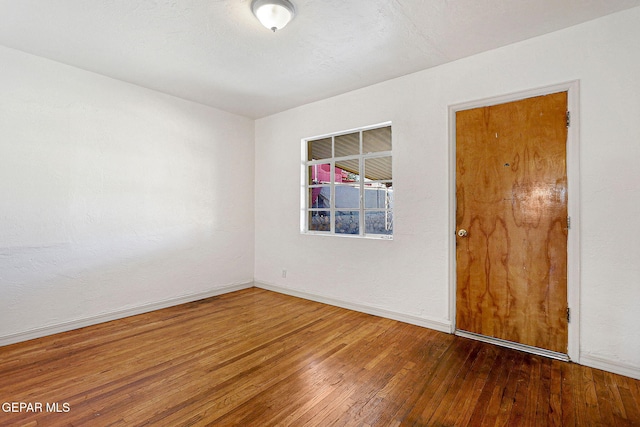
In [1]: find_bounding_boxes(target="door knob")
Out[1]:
[457,229,468,237]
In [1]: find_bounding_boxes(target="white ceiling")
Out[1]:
[1,0,639,119]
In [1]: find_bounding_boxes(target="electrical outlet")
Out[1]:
[282,269,287,278]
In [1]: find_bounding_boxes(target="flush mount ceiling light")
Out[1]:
[251,0,296,32]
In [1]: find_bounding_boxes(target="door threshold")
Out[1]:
[456,330,569,362]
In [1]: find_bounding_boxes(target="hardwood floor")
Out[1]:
[1,288,639,426]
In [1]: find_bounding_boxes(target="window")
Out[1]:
[302,123,393,238]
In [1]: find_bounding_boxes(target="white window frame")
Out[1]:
[300,122,393,239]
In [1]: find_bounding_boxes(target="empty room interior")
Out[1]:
[1,0,640,425]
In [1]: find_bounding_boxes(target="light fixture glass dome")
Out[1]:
[251,0,296,32]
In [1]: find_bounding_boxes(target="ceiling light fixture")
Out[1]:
[251,0,296,32]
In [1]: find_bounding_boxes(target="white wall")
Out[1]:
[0,46,255,343]
[254,7,640,377]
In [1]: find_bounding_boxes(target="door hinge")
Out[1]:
[567,216,571,230]
[566,111,571,127]
[567,307,571,323]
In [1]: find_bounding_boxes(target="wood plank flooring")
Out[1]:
[1,287,638,426]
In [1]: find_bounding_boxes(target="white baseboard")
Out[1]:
[580,354,640,380]
[256,283,640,381]
[255,281,452,333]
[5,280,638,381]
[0,282,253,347]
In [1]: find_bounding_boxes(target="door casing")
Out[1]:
[448,81,580,362]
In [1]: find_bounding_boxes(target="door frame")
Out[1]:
[448,80,581,362]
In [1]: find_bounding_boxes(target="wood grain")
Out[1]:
[456,91,569,353]
[1,287,638,426]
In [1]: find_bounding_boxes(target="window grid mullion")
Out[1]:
[330,138,335,234]
[362,150,392,159]
[359,130,365,236]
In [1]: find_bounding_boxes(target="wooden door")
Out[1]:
[455,92,568,354]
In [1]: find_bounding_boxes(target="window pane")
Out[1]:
[307,137,332,161]
[309,163,332,184]
[335,183,360,209]
[335,211,359,235]
[309,211,331,232]
[334,132,359,157]
[365,211,393,235]
[365,184,393,209]
[335,158,359,182]
[364,156,392,181]
[363,126,391,153]
[309,186,331,209]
